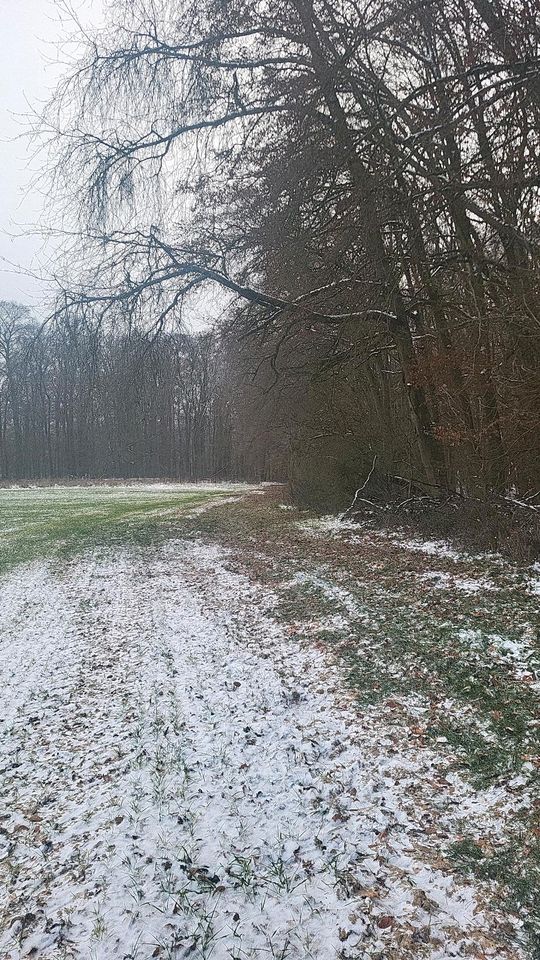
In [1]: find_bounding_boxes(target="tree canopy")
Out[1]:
[33,0,540,499]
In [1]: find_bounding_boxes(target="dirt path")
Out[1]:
[0,539,526,959]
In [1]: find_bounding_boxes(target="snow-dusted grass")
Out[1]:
[300,515,471,562]
[0,483,252,574]
[185,494,540,952]
[0,487,538,958]
[0,540,526,959]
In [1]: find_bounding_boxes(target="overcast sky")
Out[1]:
[0,0,101,311]
[0,0,225,330]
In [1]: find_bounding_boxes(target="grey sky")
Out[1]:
[0,0,225,330]
[0,0,101,311]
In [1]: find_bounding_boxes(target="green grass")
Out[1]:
[0,484,239,574]
[276,580,341,622]
[274,566,540,953]
[328,601,540,783]
[450,834,540,956]
[271,576,540,956]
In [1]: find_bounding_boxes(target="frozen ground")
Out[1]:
[0,530,527,959]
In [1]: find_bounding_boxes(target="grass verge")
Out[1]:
[170,489,540,954]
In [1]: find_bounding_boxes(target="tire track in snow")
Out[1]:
[0,541,526,959]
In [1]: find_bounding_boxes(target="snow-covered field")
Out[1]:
[1,486,535,957]
[0,519,528,959]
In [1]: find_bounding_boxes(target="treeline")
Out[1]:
[0,301,281,482]
[41,0,540,503]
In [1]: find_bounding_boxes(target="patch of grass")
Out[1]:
[0,486,235,574]
[275,581,340,623]
[450,834,540,957]
[432,720,521,782]
[270,571,536,780]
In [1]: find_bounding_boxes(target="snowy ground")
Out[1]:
[0,527,528,959]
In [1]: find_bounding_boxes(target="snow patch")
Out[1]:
[0,543,526,959]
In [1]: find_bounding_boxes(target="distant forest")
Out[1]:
[5,0,540,506]
[0,302,284,483]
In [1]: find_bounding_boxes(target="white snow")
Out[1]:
[418,571,497,593]
[299,516,473,563]
[457,627,539,685]
[0,541,526,959]
[298,516,365,538]
[527,572,540,596]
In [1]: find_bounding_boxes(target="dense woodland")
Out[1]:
[6,0,540,504]
[0,301,280,481]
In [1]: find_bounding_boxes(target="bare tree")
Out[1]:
[40,0,540,498]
